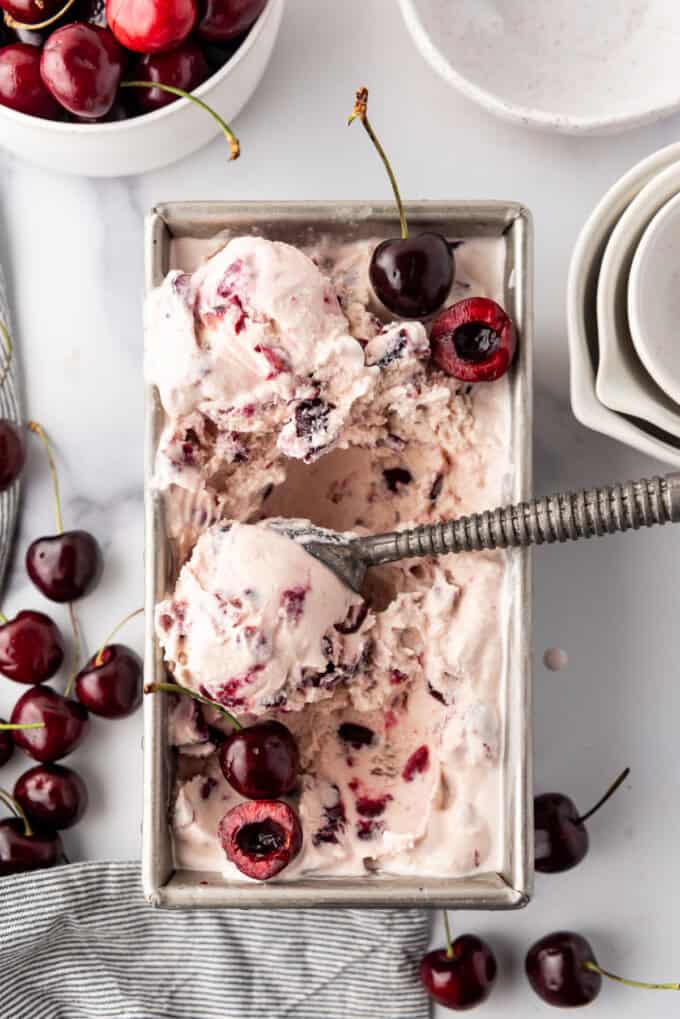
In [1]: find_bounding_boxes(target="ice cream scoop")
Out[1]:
[295,472,680,593]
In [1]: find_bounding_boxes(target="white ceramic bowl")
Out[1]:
[596,161,680,436]
[0,0,284,177]
[567,142,680,467]
[629,190,680,407]
[399,0,680,135]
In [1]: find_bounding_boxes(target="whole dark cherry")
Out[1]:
[14,763,88,829]
[0,420,25,491]
[197,0,267,41]
[431,297,517,383]
[27,530,102,602]
[40,23,124,118]
[75,643,142,718]
[420,917,497,1011]
[0,610,65,685]
[535,767,630,874]
[0,0,67,24]
[0,724,14,767]
[348,86,454,318]
[0,43,61,118]
[219,799,302,880]
[527,931,679,1006]
[106,0,197,53]
[8,685,88,762]
[219,720,299,799]
[0,815,63,875]
[131,40,210,113]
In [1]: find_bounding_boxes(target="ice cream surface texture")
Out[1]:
[147,229,513,881]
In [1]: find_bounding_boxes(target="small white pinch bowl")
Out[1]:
[629,190,680,408]
[399,0,680,134]
[596,161,680,436]
[567,141,680,467]
[0,0,284,177]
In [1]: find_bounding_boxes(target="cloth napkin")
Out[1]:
[0,265,21,594]
[0,862,432,1019]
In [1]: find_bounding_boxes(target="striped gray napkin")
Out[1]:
[0,265,21,593]
[0,862,432,1018]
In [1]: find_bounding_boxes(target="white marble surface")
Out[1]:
[1,1,679,1016]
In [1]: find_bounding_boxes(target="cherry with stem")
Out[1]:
[535,766,630,874]
[526,931,679,1007]
[348,86,453,319]
[25,421,102,604]
[0,786,63,875]
[74,607,144,718]
[120,81,240,159]
[420,911,497,1010]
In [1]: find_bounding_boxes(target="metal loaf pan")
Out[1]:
[143,201,533,909]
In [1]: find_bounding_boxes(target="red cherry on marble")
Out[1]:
[197,0,266,42]
[219,720,299,799]
[131,40,209,113]
[0,43,61,118]
[14,763,88,829]
[75,643,142,718]
[535,767,630,875]
[40,23,124,118]
[219,799,302,880]
[106,0,197,53]
[8,685,88,762]
[420,915,497,1011]
[24,422,102,603]
[0,815,63,875]
[0,724,14,767]
[0,610,65,685]
[0,419,24,492]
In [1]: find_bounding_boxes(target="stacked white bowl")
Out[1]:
[568,143,680,467]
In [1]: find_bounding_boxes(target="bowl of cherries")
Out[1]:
[0,0,284,176]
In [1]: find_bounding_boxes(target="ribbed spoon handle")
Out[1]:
[353,473,680,566]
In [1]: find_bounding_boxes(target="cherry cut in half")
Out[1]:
[219,799,303,880]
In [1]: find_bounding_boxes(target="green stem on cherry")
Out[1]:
[0,319,11,388]
[0,788,33,837]
[4,0,76,31]
[0,722,46,731]
[582,961,679,992]
[443,911,454,959]
[577,766,630,825]
[348,86,408,241]
[27,421,63,534]
[120,82,240,161]
[93,607,144,667]
[144,681,242,730]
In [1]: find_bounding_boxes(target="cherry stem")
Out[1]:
[94,607,144,667]
[583,961,679,992]
[0,788,33,837]
[120,82,240,160]
[27,421,63,534]
[144,681,242,730]
[443,911,454,959]
[577,766,630,825]
[0,610,7,625]
[0,722,46,731]
[4,0,76,30]
[0,319,11,388]
[348,86,408,241]
[64,602,82,699]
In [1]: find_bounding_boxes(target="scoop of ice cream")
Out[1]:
[156,520,373,715]
[145,237,377,484]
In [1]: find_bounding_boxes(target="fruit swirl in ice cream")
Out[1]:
[146,231,513,880]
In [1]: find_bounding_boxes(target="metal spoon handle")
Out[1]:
[351,473,680,566]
